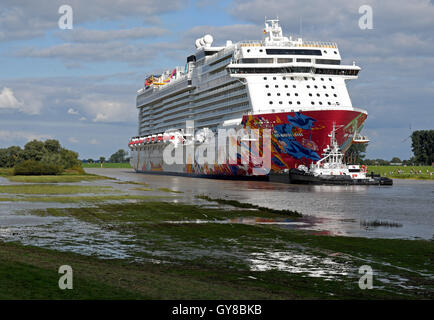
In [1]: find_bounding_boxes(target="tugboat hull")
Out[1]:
[288,169,393,186]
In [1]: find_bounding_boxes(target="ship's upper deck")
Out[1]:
[135,19,363,137]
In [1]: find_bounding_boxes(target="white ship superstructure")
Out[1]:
[129,19,368,176]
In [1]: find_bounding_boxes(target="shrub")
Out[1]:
[13,160,63,176]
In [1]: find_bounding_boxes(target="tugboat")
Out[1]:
[288,125,393,186]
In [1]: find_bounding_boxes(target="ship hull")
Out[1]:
[130,109,367,177]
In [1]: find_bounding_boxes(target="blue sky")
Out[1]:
[0,0,433,160]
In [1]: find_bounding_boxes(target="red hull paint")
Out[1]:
[242,109,367,171]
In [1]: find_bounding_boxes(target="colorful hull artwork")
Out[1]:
[130,110,367,177]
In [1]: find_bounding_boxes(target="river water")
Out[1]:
[86,168,434,240]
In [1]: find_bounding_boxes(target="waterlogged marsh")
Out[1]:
[0,170,433,299]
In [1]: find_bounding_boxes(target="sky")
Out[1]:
[0,0,433,160]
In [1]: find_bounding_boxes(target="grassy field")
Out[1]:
[6,174,109,183]
[82,162,131,168]
[0,184,113,195]
[0,170,433,299]
[369,165,433,179]
[21,200,434,299]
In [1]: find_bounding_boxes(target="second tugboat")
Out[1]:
[289,124,393,185]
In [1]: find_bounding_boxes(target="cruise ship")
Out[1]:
[129,19,368,176]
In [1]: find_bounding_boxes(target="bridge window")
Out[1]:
[316,59,340,65]
[266,49,322,55]
[277,58,293,63]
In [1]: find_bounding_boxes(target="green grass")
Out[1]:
[82,163,132,168]
[157,187,184,193]
[7,174,109,183]
[369,165,433,180]
[0,184,114,195]
[0,168,13,176]
[0,194,173,203]
[198,195,301,217]
[25,200,434,299]
[1,170,432,299]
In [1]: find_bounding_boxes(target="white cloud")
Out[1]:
[0,129,52,142]
[0,87,22,110]
[0,0,187,42]
[79,116,87,121]
[58,27,168,43]
[67,108,79,115]
[0,87,42,115]
[68,137,78,143]
[89,138,99,145]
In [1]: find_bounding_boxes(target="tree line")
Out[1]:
[0,139,81,175]
[83,149,130,164]
[345,130,433,166]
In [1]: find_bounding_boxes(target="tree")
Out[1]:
[99,157,105,163]
[60,148,80,169]
[0,146,22,167]
[109,149,128,163]
[44,139,61,153]
[345,143,367,164]
[391,157,401,163]
[22,140,46,161]
[411,130,434,165]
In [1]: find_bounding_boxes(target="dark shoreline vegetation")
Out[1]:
[361,220,403,228]
[0,171,432,299]
[197,195,302,217]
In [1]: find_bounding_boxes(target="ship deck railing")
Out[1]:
[236,39,337,48]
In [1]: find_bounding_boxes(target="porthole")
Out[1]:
[307,85,310,88]
[275,85,279,88]
[290,77,294,80]
[323,85,326,89]
[263,77,267,80]
[247,49,250,52]
[279,101,283,104]
[314,85,318,89]
[334,51,337,54]
[283,77,286,80]
[273,77,276,80]
[277,93,281,96]
[289,101,292,104]
[316,93,320,97]
[269,101,273,104]
[304,77,308,80]
[334,94,337,97]
[325,94,329,97]
[323,50,327,53]
[297,101,301,105]
[295,93,299,96]
[293,85,296,88]
[331,86,335,89]
[287,93,290,96]
[265,85,269,88]
[312,78,316,81]
[259,49,263,52]
[309,93,312,97]
[284,85,288,88]
[319,102,323,105]
[267,93,271,96]
[321,78,324,81]
[329,78,332,81]
[311,101,314,105]
[328,102,331,105]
